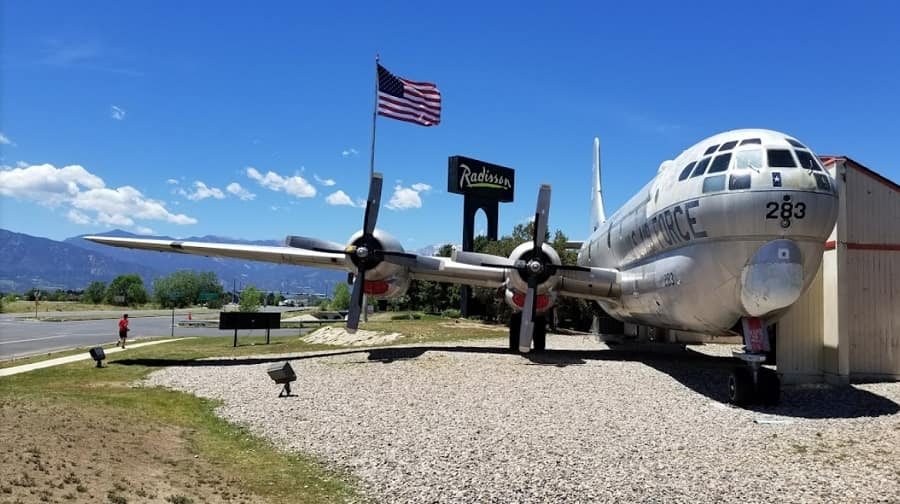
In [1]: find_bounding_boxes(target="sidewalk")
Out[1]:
[0,338,192,377]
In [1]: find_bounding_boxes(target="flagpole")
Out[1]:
[369,54,379,178]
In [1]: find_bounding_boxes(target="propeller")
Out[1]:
[515,185,552,351]
[284,173,389,333]
[453,184,593,352]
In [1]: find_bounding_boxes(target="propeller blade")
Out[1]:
[532,184,551,253]
[284,235,344,254]
[362,173,383,237]
[346,269,366,333]
[452,250,515,268]
[518,278,538,353]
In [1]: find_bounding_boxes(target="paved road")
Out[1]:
[0,313,310,360]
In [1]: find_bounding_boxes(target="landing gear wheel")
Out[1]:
[757,368,781,405]
[728,367,755,406]
[533,317,547,352]
[508,312,522,353]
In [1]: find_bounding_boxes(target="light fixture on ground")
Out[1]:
[267,362,296,397]
[89,347,106,368]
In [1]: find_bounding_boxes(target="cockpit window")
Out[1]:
[678,161,696,181]
[739,138,761,145]
[794,150,823,171]
[707,152,732,174]
[703,145,719,155]
[719,140,738,151]
[786,138,807,149]
[767,149,797,168]
[734,149,763,170]
[690,157,711,178]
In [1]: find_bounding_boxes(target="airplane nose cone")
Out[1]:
[740,239,803,317]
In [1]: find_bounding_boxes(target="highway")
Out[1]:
[0,309,311,360]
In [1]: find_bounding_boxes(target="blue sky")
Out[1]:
[2,1,899,249]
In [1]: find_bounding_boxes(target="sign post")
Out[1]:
[447,156,515,317]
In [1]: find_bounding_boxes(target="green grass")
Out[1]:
[0,318,506,503]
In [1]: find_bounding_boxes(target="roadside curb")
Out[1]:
[0,338,194,377]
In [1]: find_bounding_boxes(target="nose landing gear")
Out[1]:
[728,353,780,406]
[728,317,780,407]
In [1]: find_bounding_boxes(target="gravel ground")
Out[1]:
[144,335,900,503]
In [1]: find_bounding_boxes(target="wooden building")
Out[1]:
[778,157,899,383]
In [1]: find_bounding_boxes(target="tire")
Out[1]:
[728,367,755,406]
[757,368,781,406]
[533,317,547,352]
[509,312,522,353]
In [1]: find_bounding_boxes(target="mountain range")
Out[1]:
[0,228,454,295]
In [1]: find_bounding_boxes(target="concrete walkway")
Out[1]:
[0,338,192,377]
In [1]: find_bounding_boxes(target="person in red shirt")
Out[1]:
[118,314,130,348]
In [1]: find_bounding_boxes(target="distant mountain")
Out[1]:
[0,228,345,294]
[0,229,160,292]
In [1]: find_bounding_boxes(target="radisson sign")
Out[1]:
[447,156,515,202]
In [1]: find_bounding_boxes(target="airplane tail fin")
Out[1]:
[590,137,607,232]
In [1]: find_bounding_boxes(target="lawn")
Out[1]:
[0,317,506,503]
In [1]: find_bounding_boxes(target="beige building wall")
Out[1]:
[778,158,900,383]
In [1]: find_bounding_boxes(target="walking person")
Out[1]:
[118,314,130,348]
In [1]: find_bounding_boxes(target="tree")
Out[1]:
[153,271,224,308]
[239,285,262,312]
[105,274,149,306]
[84,281,106,304]
[330,282,351,310]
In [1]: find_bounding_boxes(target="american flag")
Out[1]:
[377,64,441,127]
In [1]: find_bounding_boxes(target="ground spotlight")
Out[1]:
[89,347,106,368]
[267,362,297,397]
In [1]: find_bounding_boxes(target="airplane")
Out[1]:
[86,128,839,406]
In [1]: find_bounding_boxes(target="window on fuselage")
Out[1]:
[740,138,761,145]
[703,145,719,155]
[729,173,751,190]
[690,157,711,178]
[702,175,726,193]
[734,149,763,170]
[678,161,696,181]
[794,150,823,171]
[707,152,732,174]
[786,139,807,149]
[767,149,797,168]
[719,140,738,151]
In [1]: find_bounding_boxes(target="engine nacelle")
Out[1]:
[504,287,558,315]
[502,242,562,314]
[345,229,411,299]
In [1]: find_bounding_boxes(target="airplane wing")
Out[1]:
[83,235,508,288]
[84,236,350,270]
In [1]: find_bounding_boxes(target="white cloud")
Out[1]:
[314,174,336,186]
[0,163,104,205]
[111,105,126,121]
[226,182,256,201]
[73,186,197,224]
[325,190,355,207]
[135,226,154,235]
[0,133,11,145]
[166,178,179,185]
[0,162,196,228]
[386,182,431,210]
[66,209,91,225]
[179,181,225,201]
[245,167,316,198]
[342,148,359,158]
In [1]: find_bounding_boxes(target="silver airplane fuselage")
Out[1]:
[577,129,839,334]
